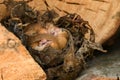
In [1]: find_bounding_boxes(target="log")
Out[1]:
[0,24,46,80]
[1,0,120,43]
[28,0,120,44]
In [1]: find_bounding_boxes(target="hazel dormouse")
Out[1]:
[46,23,68,49]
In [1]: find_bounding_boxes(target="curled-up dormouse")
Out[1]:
[0,1,107,80]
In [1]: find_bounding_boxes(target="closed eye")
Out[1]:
[41,42,47,45]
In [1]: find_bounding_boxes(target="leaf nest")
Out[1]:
[0,0,106,80]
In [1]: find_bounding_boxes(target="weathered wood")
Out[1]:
[28,0,120,43]
[1,0,120,43]
[0,24,46,80]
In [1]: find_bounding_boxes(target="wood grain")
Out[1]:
[0,24,46,80]
[1,0,120,43]
[28,0,120,43]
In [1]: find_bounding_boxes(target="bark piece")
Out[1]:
[0,24,46,80]
[0,4,7,21]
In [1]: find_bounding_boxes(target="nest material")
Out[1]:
[0,0,106,80]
